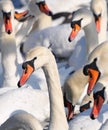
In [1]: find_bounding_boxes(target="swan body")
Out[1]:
[68,8,98,70]
[21,23,84,60]
[18,46,68,130]
[0,111,43,130]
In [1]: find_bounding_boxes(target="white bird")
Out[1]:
[68,8,98,70]
[20,23,84,60]
[63,0,108,120]
[0,0,19,87]
[15,0,53,46]
[0,111,43,130]
[18,46,69,130]
[90,0,108,43]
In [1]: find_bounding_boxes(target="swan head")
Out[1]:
[83,58,101,95]
[68,8,94,42]
[91,0,107,33]
[0,0,15,34]
[18,47,52,87]
[90,86,106,119]
[28,0,53,18]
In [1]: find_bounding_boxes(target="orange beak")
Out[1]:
[14,10,29,20]
[90,95,104,119]
[68,24,81,42]
[87,68,100,95]
[18,64,34,87]
[38,2,53,16]
[4,14,12,34]
[95,16,101,33]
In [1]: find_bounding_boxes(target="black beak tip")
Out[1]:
[48,11,53,16]
[7,30,12,35]
[17,81,21,88]
[68,37,72,42]
[90,114,96,120]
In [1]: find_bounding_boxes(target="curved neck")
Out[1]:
[98,2,107,43]
[84,19,98,55]
[43,55,68,130]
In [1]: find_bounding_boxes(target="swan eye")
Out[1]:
[71,18,83,28]
[2,10,11,19]
[36,1,45,6]
[93,13,101,21]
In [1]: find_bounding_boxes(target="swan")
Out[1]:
[89,75,108,119]
[90,0,108,43]
[83,41,108,95]
[68,8,98,70]
[62,0,108,119]
[0,111,43,130]
[15,0,53,46]
[18,46,69,130]
[0,0,20,87]
[65,36,108,120]
[20,23,83,60]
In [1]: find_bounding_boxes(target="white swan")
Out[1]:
[90,0,108,43]
[18,46,69,130]
[89,75,108,119]
[20,23,83,60]
[68,8,98,70]
[0,0,19,87]
[62,0,108,119]
[15,0,53,46]
[83,41,108,95]
[0,111,43,130]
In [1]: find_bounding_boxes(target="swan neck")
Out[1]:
[98,3,107,43]
[84,21,98,54]
[43,57,68,130]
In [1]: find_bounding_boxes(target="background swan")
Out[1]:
[0,86,49,125]
[20,23,84,61]
[0,111,43,130]
[68,8,98,70]
[15,0,53,46]
[90,0,108,43]
[0,0,19,87]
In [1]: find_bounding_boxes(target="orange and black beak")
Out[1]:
[3,11,12,34]
[83,58,101,95]
[87,68,100,95]
[14,10,29,21]
[17,57,36,88]
[94,13,101,33]
[36,1,53,16]
[68,18,82,42]
[63,95,75,121]
[68,24,81,42]
[90,87,105,119]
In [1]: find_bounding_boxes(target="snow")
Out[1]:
[0,0,108,130]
